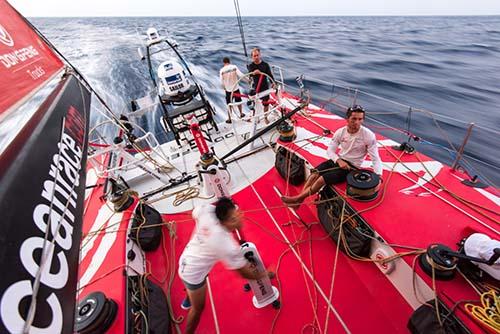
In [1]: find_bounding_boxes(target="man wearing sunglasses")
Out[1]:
[282,105,383,207]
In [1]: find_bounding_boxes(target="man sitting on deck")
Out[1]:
[178,197,274,334]
[281,105,383,207]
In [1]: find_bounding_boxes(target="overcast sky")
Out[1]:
[7,0,500,17]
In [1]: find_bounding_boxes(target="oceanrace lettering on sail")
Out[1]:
[0,129,83,333]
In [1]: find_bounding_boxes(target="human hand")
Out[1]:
[265,265,275,279]
[337,159,350,170]
[253,69,262,75]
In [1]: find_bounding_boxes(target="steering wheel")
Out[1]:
[229,71,277,110]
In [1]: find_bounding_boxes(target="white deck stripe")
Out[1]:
[79,210,124,287]
[80,203,116,262]
[206,277,221,334]
[396,164,499,235]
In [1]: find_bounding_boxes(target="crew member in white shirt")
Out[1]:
[219,57,246,123]
[282,105,383,207]
[178,197,273,334]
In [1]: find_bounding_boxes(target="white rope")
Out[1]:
[226,144,351,332]
[206,277,221,334]
[324,200,346,333]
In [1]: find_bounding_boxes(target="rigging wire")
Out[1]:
[233,0,248,58]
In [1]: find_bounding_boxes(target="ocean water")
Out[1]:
[32,16,500,186]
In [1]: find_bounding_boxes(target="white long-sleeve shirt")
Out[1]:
[326,125,383,176]
[219,64,245,92]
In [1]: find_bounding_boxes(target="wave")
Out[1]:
[354,59,441,73]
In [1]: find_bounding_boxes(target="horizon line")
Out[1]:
[28,14,500,18]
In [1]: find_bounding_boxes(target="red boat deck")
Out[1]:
[79,96,499,333]
[149,103,497,332]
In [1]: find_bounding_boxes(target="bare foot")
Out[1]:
[281,196,302,209]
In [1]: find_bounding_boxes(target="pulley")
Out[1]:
[346,170,380,201]
[75,291,118,334]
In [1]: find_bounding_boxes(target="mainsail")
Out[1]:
[0,1,91,333]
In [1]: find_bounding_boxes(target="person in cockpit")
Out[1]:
[282,105,383,208]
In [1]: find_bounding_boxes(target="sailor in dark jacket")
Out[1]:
[247,47,275,123]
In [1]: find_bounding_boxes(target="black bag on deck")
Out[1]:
[275,146,305,186]
[130,203,162,251]
[316,186,373,257]
[128,277,171,334]
[407,300,469,334]
[146,278,171,334]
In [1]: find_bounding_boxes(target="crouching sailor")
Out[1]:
[178,197,274,334]
[281,105,383,207]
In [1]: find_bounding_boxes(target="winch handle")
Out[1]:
[442,247,500,266]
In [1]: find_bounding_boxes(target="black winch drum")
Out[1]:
[277,122,296,142]
[346,170,380,201]
[75,291,118,333]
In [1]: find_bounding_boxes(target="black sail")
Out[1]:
[0,74,91,333]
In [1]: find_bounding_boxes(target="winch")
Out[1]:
[346,169,380,201]
[75,292,117,334]
[419,241,500,281]
[277,121,296,142]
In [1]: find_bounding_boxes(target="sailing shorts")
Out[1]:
[182,277,207,291]
[226,89,242,104]
[315,159,355,185]
[249,88,270,104]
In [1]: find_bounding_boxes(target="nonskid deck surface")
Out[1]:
[148,168,412,333]
[81,96,498,333]
[147,103,497,332]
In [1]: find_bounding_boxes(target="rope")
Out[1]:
[145,186,212,206]
[465,290,500,332]
[414,152,499,223]
[324,200,345,333]
[281,132,325,333]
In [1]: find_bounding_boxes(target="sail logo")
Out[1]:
[0,24,14,47]
[0,129,84,334]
